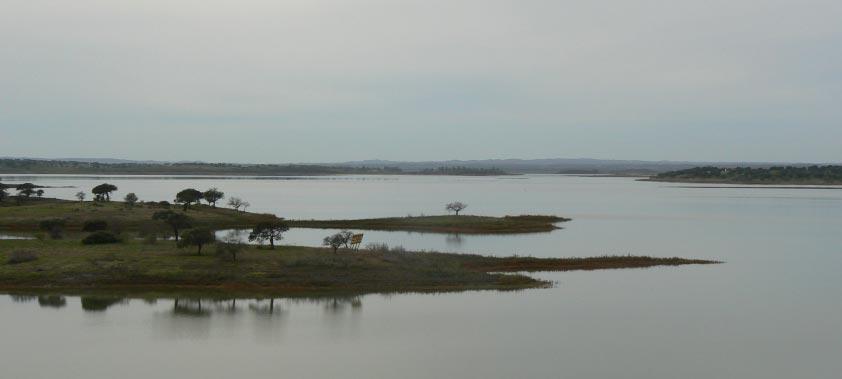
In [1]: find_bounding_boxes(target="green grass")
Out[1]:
[0,198,279,232]
[288,215,572,234]
[0,238,719,295]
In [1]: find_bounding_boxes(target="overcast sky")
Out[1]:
[1,0,840,163]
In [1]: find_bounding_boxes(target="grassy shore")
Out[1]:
[288,215,571,234]
[0,198,279,231]
[0,239,719,294]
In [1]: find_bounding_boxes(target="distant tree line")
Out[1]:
[0,158,403,176]
[655,166,842,184]
[418,166,508,176]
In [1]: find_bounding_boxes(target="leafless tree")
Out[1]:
[228,197,244,211]
[446,201,467,216]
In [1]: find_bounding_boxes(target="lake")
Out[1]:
[1,175,841,378]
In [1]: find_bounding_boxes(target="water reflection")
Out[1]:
[172,298,211,317]
[2,293,363,318]
[445,233,464,247]
[38,295,67,308]
[81,297,127,312]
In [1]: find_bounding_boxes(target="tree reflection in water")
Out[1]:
[172,298,211,317]
[445,233,464,247]
[38,295,66,308]
[80,297,126,312]
[3,293,365,318]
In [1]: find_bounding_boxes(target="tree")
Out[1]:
[35,189,44,198]
[152,210,192,242]
[175,188,203,211]
[124,193,138,208]
[16,183,37,198]
[0,184,7,203]
[248,221,289,249]
[323,233,346,254]
[216,230,245,261]
[203,188,224,208]
[92,183,118,201]
[339,230,354,248]
[241,201,250,212]
[178,228,216,255]
[75,191,86,203]
[228,197,245,211]
[446,201,468,215]
[38,219,65,239]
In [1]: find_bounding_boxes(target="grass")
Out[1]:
[0,238,719,295]
[287,215,572,234]
[0,198,279,232]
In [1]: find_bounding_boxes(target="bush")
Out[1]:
[38,219,65,240]
[7,250,38,264]
[82,219,108,232]
[82,231,121,245]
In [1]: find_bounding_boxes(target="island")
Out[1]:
[646,165,842,185]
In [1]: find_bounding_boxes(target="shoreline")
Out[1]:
[0,239,719,296]
[287,215,571,234]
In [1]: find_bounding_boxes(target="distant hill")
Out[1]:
[2,157,835,177]
[335,158,822,175]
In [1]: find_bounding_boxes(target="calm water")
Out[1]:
[1,175,841,378]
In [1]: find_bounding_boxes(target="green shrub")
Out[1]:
[82,231,121,245]
[7,250,38,264]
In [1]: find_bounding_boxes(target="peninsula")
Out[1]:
[647,166,842,185]
[0,196,718,295]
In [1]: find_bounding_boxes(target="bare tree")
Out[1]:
[339,230,354,248]
[216,230,246,261]
[75,191,86,203]
[241,201,250,213]
[446,201,468,216]
[227,197,244,211]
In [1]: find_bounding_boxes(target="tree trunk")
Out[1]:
[269,236,274,249]
[173,228,180,242]
[197,244,202,255]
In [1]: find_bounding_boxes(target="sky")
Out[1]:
[1,0,841,163]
